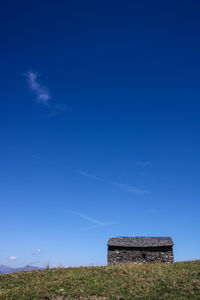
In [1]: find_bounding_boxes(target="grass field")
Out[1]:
[0,260,200,299]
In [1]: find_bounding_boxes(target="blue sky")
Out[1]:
[1,0,200,267]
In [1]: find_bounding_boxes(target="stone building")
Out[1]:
[107,237,174,265]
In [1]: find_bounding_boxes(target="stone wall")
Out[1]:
[107,246,174,265]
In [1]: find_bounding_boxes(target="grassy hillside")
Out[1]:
[0,261,200,299]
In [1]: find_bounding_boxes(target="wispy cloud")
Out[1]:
[26,71,51,104]
[78,170,149,195]
[148,208,156,213]
[32,249,41,255]
[136,161,152,167]
[113,183,149,195]
[47,104,72,117]
[8,256,17,261]
[77,170,104,182]
[29,260,40,265]
[68,210,115,226]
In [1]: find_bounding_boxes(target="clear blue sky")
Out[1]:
[1,0,199,268]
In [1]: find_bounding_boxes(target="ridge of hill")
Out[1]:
[0,264,43,274]
[0,260,200,299]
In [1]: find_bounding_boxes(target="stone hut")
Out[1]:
[107,237,174,265]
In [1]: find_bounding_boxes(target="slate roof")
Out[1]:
[107,237,174,248]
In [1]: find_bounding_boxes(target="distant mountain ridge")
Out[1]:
[0,264,43,274]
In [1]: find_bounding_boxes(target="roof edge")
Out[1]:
[107,236,174,247]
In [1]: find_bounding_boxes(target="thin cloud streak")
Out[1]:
[77,170,104,182]
[136,161,152,166]
[26,71,51,104]
[113,183,149,195]
[148,208,156,213]
[47,104,72,118]
[68,210,115,226]
[29,260,40,265]
[78,170,149,195]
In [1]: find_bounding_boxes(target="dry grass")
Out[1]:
[0,260,200,299]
